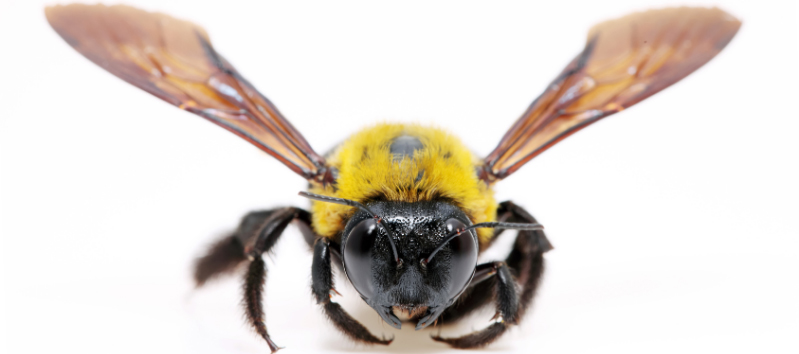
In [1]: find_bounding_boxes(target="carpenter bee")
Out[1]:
[46,4,740,352]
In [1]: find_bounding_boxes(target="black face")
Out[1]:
[341,200,478,329]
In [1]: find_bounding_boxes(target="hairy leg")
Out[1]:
[502,201,550,320]
[194,210,280,286]
[243,256,282,352]
[312,238,392,345]
[432,261,518,348]
[433,201,551,348]
[193,233,245,287]
[238,208,303,353]
[194,207,309,353]
[438,275,496,324]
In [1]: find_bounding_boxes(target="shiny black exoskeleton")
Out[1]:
[194,196,551,351]
[338,200,478,330]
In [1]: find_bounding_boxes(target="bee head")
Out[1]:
[340,200,478,330]
[298,191,541,330]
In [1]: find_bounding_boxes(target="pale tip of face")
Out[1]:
[392,305,429,321]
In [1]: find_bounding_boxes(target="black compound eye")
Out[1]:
[343,218,378,299]
[444,218,478,300]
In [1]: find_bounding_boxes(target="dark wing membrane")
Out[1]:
[46,4,331,182]
[481,7,741,181]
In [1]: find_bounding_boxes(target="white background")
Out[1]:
[1,0,797,353]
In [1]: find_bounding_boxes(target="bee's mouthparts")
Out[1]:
[392,305,429,321]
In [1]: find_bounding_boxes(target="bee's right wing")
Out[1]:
[46,4,333,183]
[481,7,741,182]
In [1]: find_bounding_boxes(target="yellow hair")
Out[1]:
[309,123,497,245]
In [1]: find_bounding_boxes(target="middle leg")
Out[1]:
[239,207,306,353]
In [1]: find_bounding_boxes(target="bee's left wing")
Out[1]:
[480,7,741,182]
[46,4,332,183]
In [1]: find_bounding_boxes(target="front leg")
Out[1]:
[432,261,518,348]
[434,201,551,348]
[311,238,393,345]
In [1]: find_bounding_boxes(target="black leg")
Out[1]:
[312,238,393,345]
[501,201,550,320]
[194,207,309,353]
[239,208,306,353]
[193,234,245,287]
[432,261,517,348]
[194,208,315,287]
[438,264,497,324]
[439,281,495,324]
[194,210,282,286]
[244,256,281,352]
[433,201,552,348]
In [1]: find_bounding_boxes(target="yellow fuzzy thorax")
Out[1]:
[309,123,497,245]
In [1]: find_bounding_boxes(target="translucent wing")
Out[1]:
[481,7,741,181]
[46,4,332,183]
